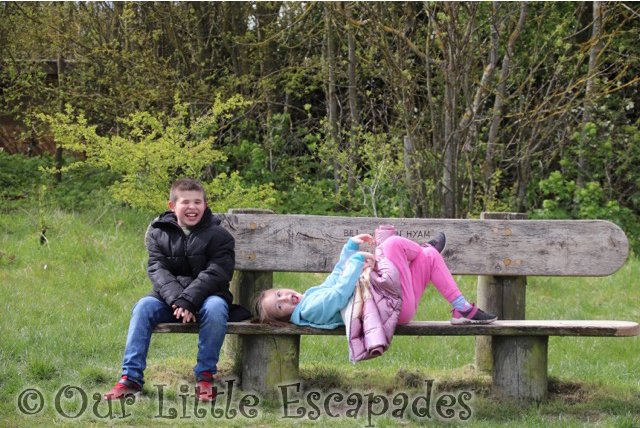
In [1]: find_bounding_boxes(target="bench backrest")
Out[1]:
[216,213,629,277]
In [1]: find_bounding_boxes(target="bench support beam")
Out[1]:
[241,335,300,396]
[475,211,528,372]
[224,270,273,373]
[223,209,279,384]
[475,275,527,370]
[492,335,548,402]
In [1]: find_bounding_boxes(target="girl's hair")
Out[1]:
[251,288,291,326]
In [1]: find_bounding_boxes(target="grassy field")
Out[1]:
[1,205,639,427]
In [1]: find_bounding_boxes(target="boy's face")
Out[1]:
[169,190,207,228]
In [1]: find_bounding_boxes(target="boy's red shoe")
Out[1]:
[196,372,217,402]
[103,376,142,400]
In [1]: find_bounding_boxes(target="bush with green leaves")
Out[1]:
[315,127,408,217]
[0,152,116,212]
[533,170,640,253]
[39,97,278,213]
[0,151,47,203]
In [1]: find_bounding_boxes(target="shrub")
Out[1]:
[38,97,278,213]
[0,151,47,203]
[533,171,640,253]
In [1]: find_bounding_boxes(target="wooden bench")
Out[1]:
[154,210,639,402]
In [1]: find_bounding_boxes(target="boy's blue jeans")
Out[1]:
[121,295,228,387]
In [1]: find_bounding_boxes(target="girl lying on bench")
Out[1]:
[255,225,497,329]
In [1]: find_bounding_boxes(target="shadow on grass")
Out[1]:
[295,367,640,425]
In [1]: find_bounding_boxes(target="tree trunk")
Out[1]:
[578,1,602,189]
[256,2,282,173]
[483,3,527,205]
[426,3,471,218]
[325,4,340,194]
[442,75,456,218]
[345,2,359,193]
[460,2,500,154]
[424,14,440,217]
[403,134,426,217]
[221,2,248,93]
[54,41,65,182]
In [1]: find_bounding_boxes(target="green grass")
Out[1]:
[1,205,639,427]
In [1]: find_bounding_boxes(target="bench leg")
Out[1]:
[224,270,274,373]
[492,335,548,402]
[475,274,527,371]
[241,335,300,396]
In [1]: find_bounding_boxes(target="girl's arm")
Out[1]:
[294,252,366,325]
[321,234,373,288]
[292,236,374,326]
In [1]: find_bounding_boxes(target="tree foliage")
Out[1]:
[2,2,639,245]
[38,98,276,212]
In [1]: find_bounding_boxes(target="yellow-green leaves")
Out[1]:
[39,96,276,213]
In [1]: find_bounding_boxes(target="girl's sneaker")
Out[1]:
[425,232,447,253]
[450,304,497,325]
[103,376,142,400]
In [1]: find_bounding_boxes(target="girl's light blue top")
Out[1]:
[290,238,365,329]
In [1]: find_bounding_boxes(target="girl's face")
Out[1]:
[262,288,304,320]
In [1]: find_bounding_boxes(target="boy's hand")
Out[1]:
[172,305,196,323]
[352,234,374,245]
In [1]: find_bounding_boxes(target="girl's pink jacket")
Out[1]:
[342,233,403,363]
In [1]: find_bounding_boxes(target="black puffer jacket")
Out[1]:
[145,208,235,314]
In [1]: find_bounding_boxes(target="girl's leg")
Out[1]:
[379,236,463,324]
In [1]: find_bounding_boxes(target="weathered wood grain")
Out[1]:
[475,212,530,371]
[476,276,527,369]
[241,335,299,396]
[153,320,640,337]
[492,336,549,402]
[224,270,273,370]
[216,214,629,276]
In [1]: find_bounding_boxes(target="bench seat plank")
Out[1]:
[154,320,639,337]
[218,214,628,276]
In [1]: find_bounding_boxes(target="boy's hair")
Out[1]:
[170,178,207,203]
[251,289,291,326]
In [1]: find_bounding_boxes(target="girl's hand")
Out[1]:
[352,234,374,245]
[357,251,376,267]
